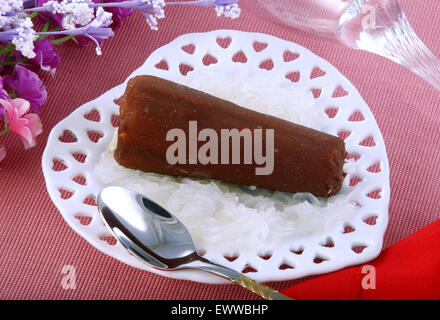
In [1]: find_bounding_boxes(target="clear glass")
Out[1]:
[241,0,440,91]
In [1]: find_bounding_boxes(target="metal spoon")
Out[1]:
[97,186,292,300]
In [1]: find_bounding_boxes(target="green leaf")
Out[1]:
[51,35,75,45]
[0,58,29,66]
[43,17,52,32]
[0,44,16,56]
[28,12,40,19]
[0,123,9,137]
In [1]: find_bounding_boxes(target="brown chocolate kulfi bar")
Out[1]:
[114,75,347,197]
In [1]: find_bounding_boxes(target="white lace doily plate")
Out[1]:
[42,30,390,284]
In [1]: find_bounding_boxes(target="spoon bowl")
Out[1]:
[97,186,292,300]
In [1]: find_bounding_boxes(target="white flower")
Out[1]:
[0,0,24,15]
[11,22,37,59]
[0,1,36,59]
[46,0,95,29]
[215,3,241,19]
[89,7,112,29]
[0,0,25,29]
[139,0,165,31]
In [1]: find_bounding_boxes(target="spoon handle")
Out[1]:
[230,274,293,300]
[195,261,292,300]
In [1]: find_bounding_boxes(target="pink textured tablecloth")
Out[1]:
[1,1,440,299]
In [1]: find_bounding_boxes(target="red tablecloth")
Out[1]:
[1,1,440,299]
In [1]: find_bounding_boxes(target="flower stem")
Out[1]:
[166,0,215,6]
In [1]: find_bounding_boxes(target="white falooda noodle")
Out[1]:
[95,73,356,253]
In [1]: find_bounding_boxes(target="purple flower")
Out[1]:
[0,77,10,100]
[102,0,133,29]
[34,0,104,47]
[131,0,165,30]
[3,65,47,114]
[35,0,65,28]
[36,7,114,55]
[91,0,165,30]
[167,0,240,19]
[30,38,60,74]
[34,0,102,27]
[76,7,114,54]
[0,76,11,118]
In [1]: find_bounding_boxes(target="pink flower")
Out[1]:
[1,98,43,149]
[0,144,6,162]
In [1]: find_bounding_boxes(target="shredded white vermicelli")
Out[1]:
[95,72,356,253]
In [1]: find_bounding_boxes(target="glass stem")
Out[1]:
[354,2,440,91]
[390,18,440,91]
